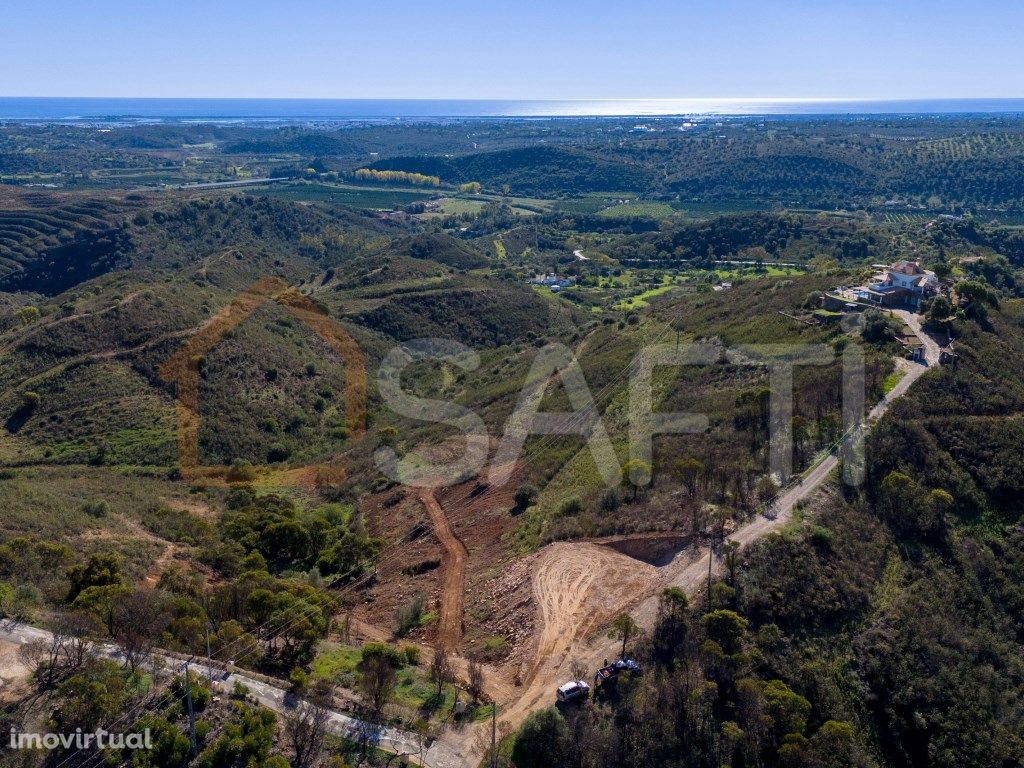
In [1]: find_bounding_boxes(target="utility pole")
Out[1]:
[184,660,198,755]
[205,622,214,681]
[707,531,714,613]
[491,701,497,768]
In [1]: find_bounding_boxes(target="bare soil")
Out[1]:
[417,488,468,652]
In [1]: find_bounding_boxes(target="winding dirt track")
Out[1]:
[418,488,469,652]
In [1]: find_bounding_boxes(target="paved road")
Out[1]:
[0,620,466,768]
[173,177,290,190]
[658,308,942,597]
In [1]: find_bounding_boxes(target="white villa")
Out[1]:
[854,260,939,308]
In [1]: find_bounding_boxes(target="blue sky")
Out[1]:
[2,0,1022,99]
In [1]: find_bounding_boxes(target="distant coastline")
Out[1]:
[2,97,1024,122]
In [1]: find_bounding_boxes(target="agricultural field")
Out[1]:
[261,181,435,209]
[596,201,676,219]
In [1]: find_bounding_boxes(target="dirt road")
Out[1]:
[418,488,469,652]
[497,542,660,726]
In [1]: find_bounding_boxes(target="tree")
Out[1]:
[21,611,100,690]
[878,470,942,539]
[409,718,437,767]
[198,702,280,768]
[19,637,57,688]
[115,589,171,674]
[513,484,538,511]
[357,653,396,720]
[675,457,705,496]
[622,459,651,499]
[52,658,130,733]
[15,305,40,326]
[6,583,42,620]
[58,612,98,673]
[861,308,897,343]
[652,587,690,665]
[762,679,811,743]
[131,714,192,768]
[609,613,640,659]
[702,609,748,654]
[792,415,810,467]
[284,681,332,768]
[957,280,999,313]
[755,474,779,504]
[809,720,855,767]
[429,646,453,698]
[722,540,741,586]
[467,656,485,704]
[927,294,954,327]
[512,708,570,768]
[72,583,132,637]
[67,552,124,602]
[569,658,589,685]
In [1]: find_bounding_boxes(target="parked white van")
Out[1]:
[556,680,590,703]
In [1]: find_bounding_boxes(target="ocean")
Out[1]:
[2,97,1024,122]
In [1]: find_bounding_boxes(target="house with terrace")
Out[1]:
[824,260,939,311]
[857,260,939,308]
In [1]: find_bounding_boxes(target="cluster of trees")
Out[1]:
[351,168,441,187]
[370,145,653,196]
[512,585,859,768]
[0,225,135,296]
[13,632,297,768]
[598,212,882,265]
[220,488,382,578]
[1,488,384,674]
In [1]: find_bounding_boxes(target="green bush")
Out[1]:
[394,593,425,638]
[360,642,405,669]
[82,500,110,518]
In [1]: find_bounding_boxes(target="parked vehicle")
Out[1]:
[614,658,641,673]
[556,680,590,702]
[595,658,642,687]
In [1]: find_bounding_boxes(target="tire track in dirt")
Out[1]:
[418,488,468,652]
[499,541,660,729]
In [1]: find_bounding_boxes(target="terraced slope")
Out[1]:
[0,188,158,297]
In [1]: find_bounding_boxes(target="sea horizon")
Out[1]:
[2,96,1024,122]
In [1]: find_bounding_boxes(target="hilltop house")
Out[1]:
[854,260,939,308]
